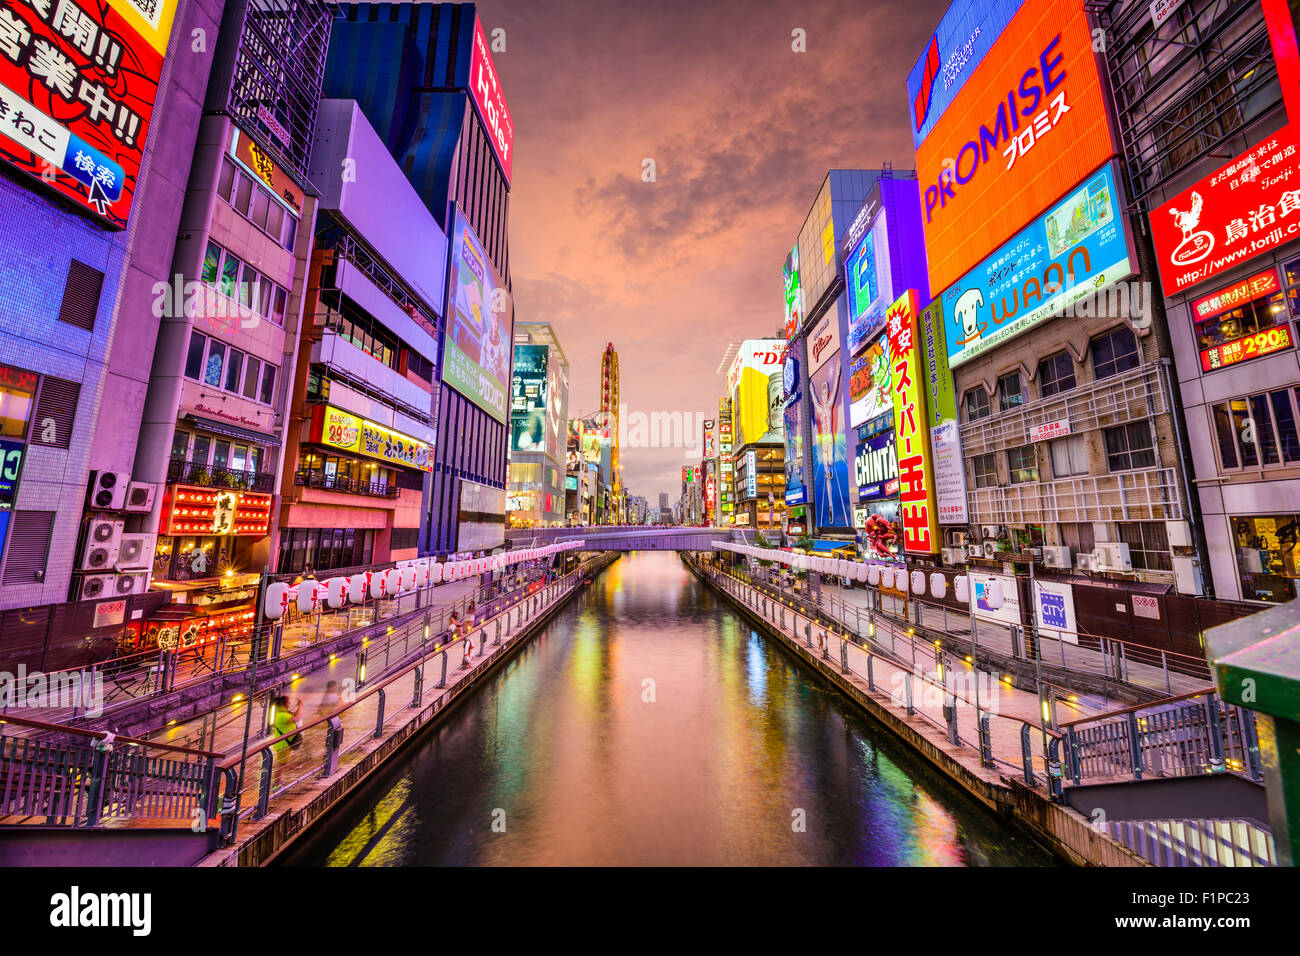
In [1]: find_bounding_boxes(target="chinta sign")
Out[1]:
[908,0,1119,294]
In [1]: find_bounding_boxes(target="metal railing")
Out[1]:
[293,469,401,498]
[167,459,277,492]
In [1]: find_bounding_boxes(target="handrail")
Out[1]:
[0,712,221,758]
[1057,686,1220,728]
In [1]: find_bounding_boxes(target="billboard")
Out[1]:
[919,301,969,525]
[784,398,806,505]
[444,208,513,422]
[810,356,850,529]
[728,339,786,448]
[469,14,514,185]
[886,291,939,554]
[1193,268,1293,371]
[806,307,840,374]
[938,163,1133,368]
[849,335,892,429]
[510,344,549,453]
[0,0,178,227]
[909,0,1118,294]
[458,478,505,552]
[566,419,583,470]
[855,428,899,502]
[783,244,803,341]
[310,405,433,471]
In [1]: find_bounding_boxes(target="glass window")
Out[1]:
[1050,434,1089,477]
[259,364,276,405]
[284,215,297,253]
[1233,513,1300,603]
[1007,445,1038,483]
[1194,285,1291,371]
[204,341,226,387]
[1092,326,1141,380]
[972,453,997,488]
[1038,352,1076,397]
[1118,521,1172,572]
[224,349,243,393]
[0,376,35,439]
[1212,403,1240,469]
[201,242,221,286]
[233,174,252,216]
[1272,390,1300,463]
[219,253,241,299]
[249,188,269,230]
[271,287,287,326]
[217,158,235,201]
[265,202,284,243]
[238,264,258,308]
[230,444,247,472]
[1104,421,1157,471]
[212,440,229,469]
[184,331,206,380]
[997,372,1025,411]
[249,446,264,474]
[242,357,261,400]
[1229,399,1258,467]
[170,430,189,461]
[1249,393,1280,465]
[965,387,990,422]
[1059,521,1096,555]
[191,435,211,464]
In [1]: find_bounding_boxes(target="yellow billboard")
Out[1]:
[727,339,786,448]
[886,291,939,554]
[312,405,433,472]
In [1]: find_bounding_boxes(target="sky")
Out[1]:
[484,0,950,502]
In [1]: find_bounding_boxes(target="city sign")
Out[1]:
[0,0,178,227]
[886,290,939,554]
[909,0,1118,294]
[311,404,434,471]
[937,163,1133,368]
[469,14,513,185]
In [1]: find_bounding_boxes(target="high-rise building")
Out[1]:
[728,339,788,531]
[600,342,620,517]
[324,2,515,555]
[507,323,568,528]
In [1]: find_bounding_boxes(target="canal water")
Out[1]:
[278,551,1057,866]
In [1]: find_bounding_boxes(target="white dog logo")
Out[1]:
[953,287,986,346]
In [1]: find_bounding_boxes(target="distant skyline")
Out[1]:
[489,0,948,498]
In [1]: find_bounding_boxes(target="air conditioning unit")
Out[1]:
[982,540,998,559]
[78,573,117,600]
[940,547,962,565]
[80,518,124,570]
[948,530,968,547]
[1075,552,1096,572]
[1094,542,1133,571]
[87,470,130,510]
[966,544,983,559]
[123,481,156,512]
[113,571,150,596]
[116,534,155,571]
[1041,545,1071,569]
[980,525,1001,539]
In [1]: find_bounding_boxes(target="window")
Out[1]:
[1049,434,1089,478]
[217,158,235,199]
[0,365,36,439]
[1059,522,1096,556]
[185,331,206,380]
[1007,445,1038,484]
[1038,352,1076,397]
[191,435,211,464]
[1118,521,1172,572]
[223,349,244,393]
[217,157,299,251]
[242,357,261,400]
[203,341,226,387]
[212,440,230,469]
[200,240,287,324]
[1092,326,1140,379]
[1286,255,1300,317]
[57,260,104,332]
[201,242,221,285]
[259,364,276,405]
[997,372,1025,411]
[972,453,997,489]
[219,253,241,299]
[186,332,278,404]
[1211,389,1300,471]
[965,387,990,422]
[1195,283,1292,371]
[1104,421,1156,471]
[1233,513,1300,603]
[170,431,189,461]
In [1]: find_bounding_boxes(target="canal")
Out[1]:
[278,550,1057,866]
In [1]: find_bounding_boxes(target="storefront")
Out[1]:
[1232,513,1300,604]
[156,486,272,582]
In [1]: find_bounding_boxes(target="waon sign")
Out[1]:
[886,290,940,555]
[0,0,176,228]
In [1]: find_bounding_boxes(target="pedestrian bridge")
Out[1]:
[506,526,733,552]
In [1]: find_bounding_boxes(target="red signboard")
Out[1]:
[886,290,939,555]
[1191,269,1280,319]
[163,486,272,537]
[469,15,513,185]
[0,0,172,227]
[1200,325,1293,372]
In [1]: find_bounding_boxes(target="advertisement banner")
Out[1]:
[745,449,757,498]
[728,339,786,448]
[1034,579,1079,644]
[854,429,899,501]
[312,404,433,471]
[887,291,940,554]
[784,398,806,506]
[810,356,850,529]
[845,215,893,355]
[919,300,969,525]
[783,244,803,341]
[806,309,841,375]
[230,128,304,217]
[857,498,903,561]
[849,335,892,429]
[0,0,178,227]
[938,163,1132,368]
[444,209,513,422]
[545,348,566,460]
[510,344,549,453]
[469,14,514,184]
[909,0,1118,294]
[972,572,1022,628]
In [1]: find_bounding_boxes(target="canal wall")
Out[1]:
[199,553,621,867]
[685,556,1150,868]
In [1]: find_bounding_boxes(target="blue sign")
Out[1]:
[854,429,898,502]
[1039,591,1068,629]
[939,163,1133,368]
[907,0,1027,151]
[0,439,23,505]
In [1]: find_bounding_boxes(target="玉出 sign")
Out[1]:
[886,290,939,554]
[0,0,178,227]
[1029,419,1071,442]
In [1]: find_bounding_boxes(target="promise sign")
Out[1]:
[886,290,939,554]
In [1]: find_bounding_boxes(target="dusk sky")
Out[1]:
[483,0,950,502]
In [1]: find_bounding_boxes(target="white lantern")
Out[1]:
[415,565,429,588]
[297,581,321,614]
[326,577,348,609]
[867,565,881,587]
[368,571,385,599]
[984,580,1004,609]
[880,568,895,590]
[855,563,869,582]
[955,574,970,604]
[264,581,289,620]
[348,574,367,604]
[929,572,947,599]
[911,570,926,595]
[430,562,444,584]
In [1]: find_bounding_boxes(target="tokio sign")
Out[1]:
[469,15,513,184]
[918,300,969,525]
[937,163,1133,368]
[1152,127,1300,295]
[311,404,434,472]
[886,290,939,554]
[1028,419,1071,442]
[0,0,178,227]
[909,0,1117,295]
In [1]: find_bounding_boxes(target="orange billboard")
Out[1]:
[913,0,1117,295]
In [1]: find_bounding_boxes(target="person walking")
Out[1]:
[271,694,302,785]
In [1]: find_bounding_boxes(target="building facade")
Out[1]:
[507,323,568,528]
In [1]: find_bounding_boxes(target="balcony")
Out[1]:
[167,459,276,492]
[959,362,1171,458]
[294,469,401,499]
[969,469,1184,526]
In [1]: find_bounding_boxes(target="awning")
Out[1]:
[185,414,282,447]
[808,539,857,555]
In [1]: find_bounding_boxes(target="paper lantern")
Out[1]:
[984,580,1004,609]
[368,571,385,599]
[326,577,348,609]
[264,582,289,620]
[867,565,881,586]
[855,563,869,582]
[415,565,429,588]
[930,572,947,599]
[297,581,321,614]
[430,562,444,584]
[347,574,367,604]
[954,574,970,604]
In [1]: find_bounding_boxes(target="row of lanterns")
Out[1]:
[263,541,586,619]
[713,543,1002,609]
